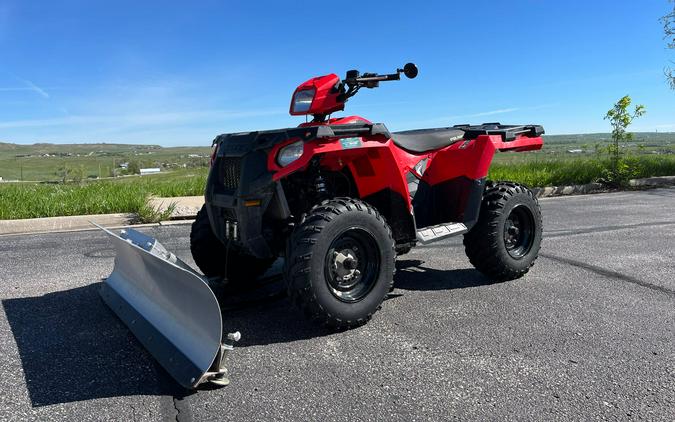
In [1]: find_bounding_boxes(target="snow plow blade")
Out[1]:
[95,224,238,389]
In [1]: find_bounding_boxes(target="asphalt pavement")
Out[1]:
[0,188,673,421]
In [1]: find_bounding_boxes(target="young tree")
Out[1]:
[56,165,70,183]
[662,0,675,89]
[603,95,646,185]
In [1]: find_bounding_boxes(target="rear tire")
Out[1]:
[190,205,274,285]
[463,181,542,281]
[284,198,395,330]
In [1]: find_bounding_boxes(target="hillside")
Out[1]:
[0,142,211,182]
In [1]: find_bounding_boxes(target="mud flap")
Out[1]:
[95,224,237,389]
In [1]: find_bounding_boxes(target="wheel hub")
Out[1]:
[503,205,535,259]
[324,228,380,303]
[332,248,361,287]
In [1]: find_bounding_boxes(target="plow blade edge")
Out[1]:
[97,225,230,389]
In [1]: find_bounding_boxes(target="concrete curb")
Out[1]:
[1,177,673,236]
[532,183,608,198]
[532,176,675,198]
[0,213,134,236]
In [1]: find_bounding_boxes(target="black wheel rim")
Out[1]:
[503,205,535,259]
[324,227,380,303]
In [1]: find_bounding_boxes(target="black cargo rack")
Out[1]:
[215,122,392,151]
[452,123,544,141]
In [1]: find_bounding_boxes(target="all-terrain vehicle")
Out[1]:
[98,63,544,389]
[191,63,544,329]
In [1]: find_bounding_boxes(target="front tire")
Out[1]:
[284,198,395,330]
[463,181,542,281]
[190,205,274,285]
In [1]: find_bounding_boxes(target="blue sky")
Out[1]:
[0,0,673,145]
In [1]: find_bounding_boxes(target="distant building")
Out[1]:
[140,168,161,175]
[567,149,583,153]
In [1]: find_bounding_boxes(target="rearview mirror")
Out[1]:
[403,62,418,79]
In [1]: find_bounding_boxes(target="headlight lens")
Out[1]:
[277,141,304,167]
[292,88,315,113]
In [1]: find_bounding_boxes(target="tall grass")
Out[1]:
[0,169,207,220]
[488,155,675,187]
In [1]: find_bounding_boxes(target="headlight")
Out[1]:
[277,141,304,167]
[291,88,315,113]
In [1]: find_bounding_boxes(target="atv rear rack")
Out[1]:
[453,123,544,141]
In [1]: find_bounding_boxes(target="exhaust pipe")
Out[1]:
[94,223,239,388]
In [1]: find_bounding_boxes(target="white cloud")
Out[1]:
[17,78,50,99]
[0,108,286,129]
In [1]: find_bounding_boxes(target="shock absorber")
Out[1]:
[311,157,329,201]
[314,173,328,200]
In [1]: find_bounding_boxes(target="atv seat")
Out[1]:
[392,127,465,153]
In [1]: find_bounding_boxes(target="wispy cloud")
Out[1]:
[16,78,50,99]
[455,107,520,119]
[400,103,558,129]
[0,86,61,92]
[0,108,286,129]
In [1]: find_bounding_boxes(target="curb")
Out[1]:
[532,176,675,198]
[532,183,608,198]
[0,213,134,236]
[0,177,673,236]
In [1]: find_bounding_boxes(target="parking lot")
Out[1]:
[1,188,673,421]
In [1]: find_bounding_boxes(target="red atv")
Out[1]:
[192,63,544,329]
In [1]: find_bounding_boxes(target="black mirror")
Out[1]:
[402,62,418,79]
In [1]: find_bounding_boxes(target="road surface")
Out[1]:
[0,188,673,421]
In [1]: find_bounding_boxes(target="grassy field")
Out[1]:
[0,169,207,220]
[0,142,211,182]
[0,133,673,220]
[490,155,675,187]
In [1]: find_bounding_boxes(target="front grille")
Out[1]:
[220,157,241,192]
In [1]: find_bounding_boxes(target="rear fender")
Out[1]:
[414,134,541,229]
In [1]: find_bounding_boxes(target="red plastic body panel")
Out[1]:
[268,117,544,212]
[289,74,345,116]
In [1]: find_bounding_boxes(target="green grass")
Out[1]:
[1,134,674,220]
[489,154,675,187]
[0,168,207,220]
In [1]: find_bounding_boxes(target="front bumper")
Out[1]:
[205,150,289,258]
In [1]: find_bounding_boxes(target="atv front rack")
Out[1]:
[213,123,393,154]
[453,123,544,141]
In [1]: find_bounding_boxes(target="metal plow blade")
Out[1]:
[95,224,238,389]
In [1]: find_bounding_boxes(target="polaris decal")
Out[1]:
[340,137,362,149]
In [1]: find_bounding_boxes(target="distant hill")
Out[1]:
[543,132,675,146]
[0,142,211,182]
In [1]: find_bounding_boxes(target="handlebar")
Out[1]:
[339,62,418,102]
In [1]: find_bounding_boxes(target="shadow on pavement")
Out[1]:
[2,282,189,407]
[2,259,491,406]
[394,259,493,290]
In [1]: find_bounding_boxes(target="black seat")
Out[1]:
[392,127,465,153]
